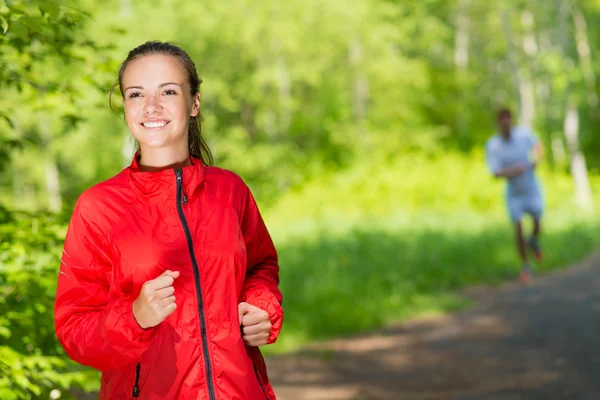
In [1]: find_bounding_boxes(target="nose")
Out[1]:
[143,95,163,116]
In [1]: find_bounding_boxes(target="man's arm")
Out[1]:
[486,139,528,179]
[493,164,528,178]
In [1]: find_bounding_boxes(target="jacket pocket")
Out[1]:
[132,362,141,398]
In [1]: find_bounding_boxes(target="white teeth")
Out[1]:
[143,121,167,128]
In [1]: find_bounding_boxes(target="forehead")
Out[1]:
[123,54,187,86]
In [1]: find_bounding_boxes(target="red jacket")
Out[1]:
[54,156,283,399]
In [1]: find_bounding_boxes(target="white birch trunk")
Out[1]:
[349,38,368,140]
[563,107,593,207]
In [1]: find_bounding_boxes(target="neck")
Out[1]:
[138,147,192,172]
[501,129,511,139]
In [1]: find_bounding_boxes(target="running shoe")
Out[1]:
[520,264,533,285]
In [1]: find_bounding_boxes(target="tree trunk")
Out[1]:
[454,0,470,70]
[551,132,566,165]
[563,106,593,207]
[277,55,292,135]
[557,0,593,208]
[519,10,537,128]
[518,81,535,129]
[572,6,598,119]
[40,116,62,213]
[241,102,256,142]
[45,156,62,212]
[454,0,470,137]
[349,38,368,140]
[501,8,523,118]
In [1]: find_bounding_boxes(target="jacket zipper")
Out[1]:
[174,169,216,400]
[253,364,268,399]
[132,362,141,398]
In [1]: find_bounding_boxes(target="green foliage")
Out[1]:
[0,207,99,399]
[3,0,600,207]
[0,0,116,193]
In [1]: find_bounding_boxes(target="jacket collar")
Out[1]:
[127,152,205,203]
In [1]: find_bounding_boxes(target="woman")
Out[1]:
[54,41,283,399]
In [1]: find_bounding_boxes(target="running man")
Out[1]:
[486,108,544,284]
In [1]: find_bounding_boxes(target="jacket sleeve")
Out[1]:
[239,184,283,344]
[54,195,154,371]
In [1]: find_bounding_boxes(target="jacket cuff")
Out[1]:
[245,289,283,344]
[103,298,155,348]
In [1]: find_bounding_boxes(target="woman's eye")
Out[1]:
[164,89,177,95]
[128,92,141,99]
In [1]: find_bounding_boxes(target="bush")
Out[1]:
[0,207,98,400]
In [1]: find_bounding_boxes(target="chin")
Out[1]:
[140,140,171,148]
[136,133,187,149]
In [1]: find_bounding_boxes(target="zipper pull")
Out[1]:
[132,362,141,397]
[175,169,188,203]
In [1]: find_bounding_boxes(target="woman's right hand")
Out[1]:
[132,270,180,329]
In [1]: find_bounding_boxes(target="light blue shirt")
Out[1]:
[486,126,541,197]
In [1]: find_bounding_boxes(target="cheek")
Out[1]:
[173,98,192,118]
[124,105,139,125]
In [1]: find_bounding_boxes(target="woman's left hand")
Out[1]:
[238,302,271,346]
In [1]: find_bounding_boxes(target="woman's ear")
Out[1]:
[191,93,200,117]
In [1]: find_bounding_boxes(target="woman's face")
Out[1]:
[122,54,200,152]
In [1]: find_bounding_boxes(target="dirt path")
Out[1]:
[267,253,600,400]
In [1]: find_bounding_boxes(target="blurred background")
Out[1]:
[2,0,600,398]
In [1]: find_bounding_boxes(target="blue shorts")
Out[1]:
[506,192,543,222]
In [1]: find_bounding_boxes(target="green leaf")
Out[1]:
[0,16,7,33]
[40,1,60,22]
[6,7,25,15]
[21,16,42,34]
[9,20,28,40]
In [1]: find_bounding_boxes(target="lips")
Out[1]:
[141,120,170,128]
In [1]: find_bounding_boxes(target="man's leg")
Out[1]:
[514,220,528,265]
[533,216,541,237]
[527,193,544,260]
[516,221,533,284]
[508,197,527,263]
[509,197,532,284]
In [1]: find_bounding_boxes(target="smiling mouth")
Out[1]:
[141,120,170,128]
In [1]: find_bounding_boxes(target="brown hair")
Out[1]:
[110,41,213,166]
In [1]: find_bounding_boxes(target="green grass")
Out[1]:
[265,212,600,355]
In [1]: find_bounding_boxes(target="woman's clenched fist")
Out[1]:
[238,302,271,346]
[133,270,180,329]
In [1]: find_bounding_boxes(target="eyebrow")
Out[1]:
[124,82,183,91]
